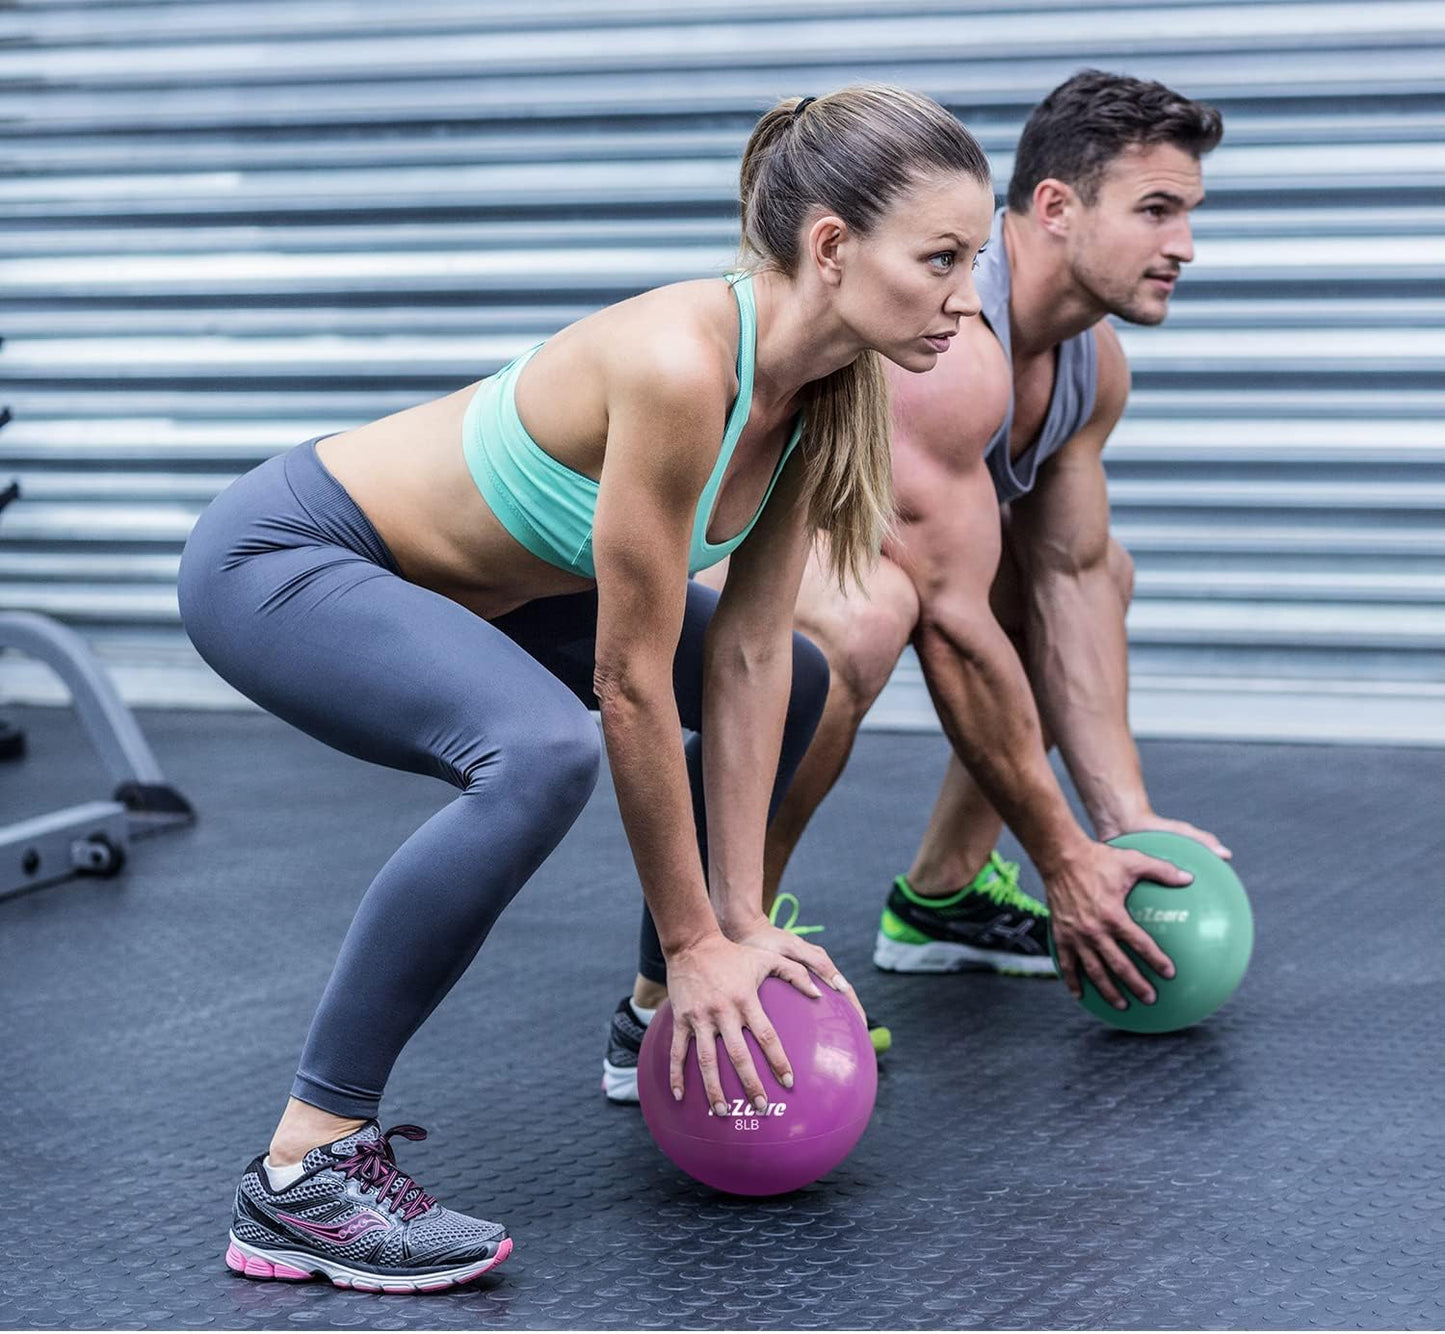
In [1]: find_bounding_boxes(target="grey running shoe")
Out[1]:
[602,995,647,1104]
[226,1121,511,1293]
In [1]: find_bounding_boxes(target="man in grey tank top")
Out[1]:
[745,72,1229,1016]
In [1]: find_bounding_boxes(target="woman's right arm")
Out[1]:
[590,338,813,1115]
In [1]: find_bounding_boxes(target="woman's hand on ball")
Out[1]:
[726,916,867,1024]
[664,933,812,1114]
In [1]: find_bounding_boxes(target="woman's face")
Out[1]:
[828,171,996,373]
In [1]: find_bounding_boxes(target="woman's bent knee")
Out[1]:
[530,709,603,815]
[456,694,601,814]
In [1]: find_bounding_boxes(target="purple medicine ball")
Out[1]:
[638,974,878,1196]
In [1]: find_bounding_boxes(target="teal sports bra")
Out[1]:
[461,272,803,579]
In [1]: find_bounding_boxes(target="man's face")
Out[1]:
[1066,141,1205,326]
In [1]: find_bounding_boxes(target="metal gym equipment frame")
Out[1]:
[1,480,194,901]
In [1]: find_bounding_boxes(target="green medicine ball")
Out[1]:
[1049,831,1253,1034]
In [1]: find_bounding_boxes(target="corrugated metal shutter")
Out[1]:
[3,0,1443,743]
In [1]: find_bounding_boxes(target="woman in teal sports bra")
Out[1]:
[462,268,803,580]
[179,84,993,1287]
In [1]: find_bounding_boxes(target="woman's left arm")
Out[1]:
[700,455,858,998]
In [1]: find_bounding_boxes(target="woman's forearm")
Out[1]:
[700,633,792,932]
[598,682,720,957]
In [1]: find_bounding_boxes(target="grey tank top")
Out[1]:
[977,208,1099,504]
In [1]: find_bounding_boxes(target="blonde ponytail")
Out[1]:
[795,352,893,590]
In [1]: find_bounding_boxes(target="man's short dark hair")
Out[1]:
[1006,70,1224,213]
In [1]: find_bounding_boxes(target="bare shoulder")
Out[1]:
[513,276,740,483]
[582,279,745,502]
[599,278,739,412]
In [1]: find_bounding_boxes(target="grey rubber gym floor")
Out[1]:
[2,704,1442,1330]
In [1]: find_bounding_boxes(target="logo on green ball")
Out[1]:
[1131,906,1190,924]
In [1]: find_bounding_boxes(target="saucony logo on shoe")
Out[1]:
[276,1209,391,1245]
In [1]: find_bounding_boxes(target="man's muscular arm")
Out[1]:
[1008,323,1144,834]
[900,442,1191,1008]
[1010,321,1229,856]
[900,458,1093,875]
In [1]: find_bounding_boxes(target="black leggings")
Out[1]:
[178,439,827,1118]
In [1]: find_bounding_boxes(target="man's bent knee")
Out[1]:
[789,632,831,726]
[801,568,918,717]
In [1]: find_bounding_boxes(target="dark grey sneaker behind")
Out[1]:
[602,995,646,1103]
[874,860,1057,976]
[226,1121,511,1293]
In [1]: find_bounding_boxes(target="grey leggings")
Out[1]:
[178,439,828,1119]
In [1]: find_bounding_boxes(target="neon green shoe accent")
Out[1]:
[879,906,930,945]
[967,851,1049,917]
[892,872,971,911]
[893,853,1049,918]
[868,1021,892,1054]
[769,891,825,936]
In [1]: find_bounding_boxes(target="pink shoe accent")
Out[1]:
[393,1236,513,1294]
[224,1242,310,1282]
[456,1236,514,1285]
[226,1234,512,1293]
[251,1255,304,1280]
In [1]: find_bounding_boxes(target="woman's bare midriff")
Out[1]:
[314,387,596,622]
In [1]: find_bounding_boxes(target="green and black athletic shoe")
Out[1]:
[770,892,892,1055]
[873,852,1056,977]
